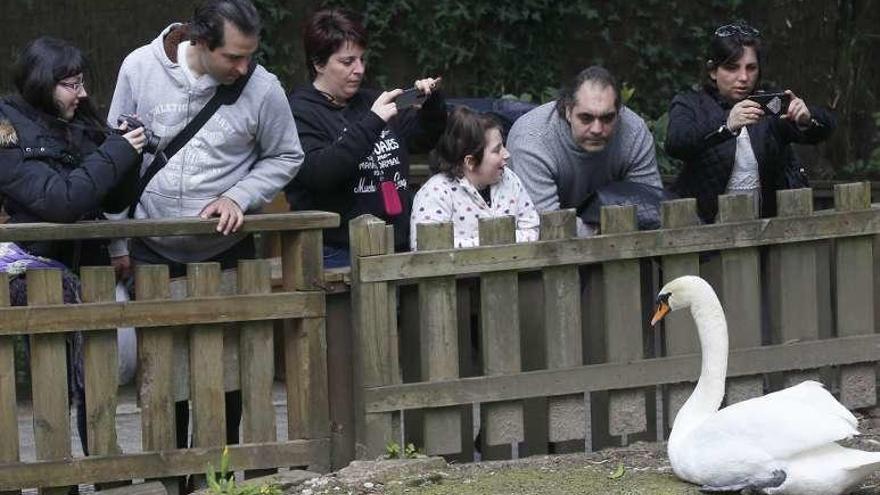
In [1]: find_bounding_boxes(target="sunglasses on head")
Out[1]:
[714,24,760,39]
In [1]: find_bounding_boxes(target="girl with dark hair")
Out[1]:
[286,7,447,266]
[410,106,538,249]
[0,36,144,454]
[666,23,835,223]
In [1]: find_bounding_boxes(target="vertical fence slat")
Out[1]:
[27,269,70,495]
[416,222,461,456]
[717,194,764,404]
[135,265,177,495]
[282,229,330,471]
[0,274,20,495]
[659,199,700,432]
[80,267,121,461]
[834,182,876,409]
[187,263,225,449]
[774,189,821,387]
[478,216,524,456]
[539,210,585,444]
[351,216,399,459]
[238,260,276,443]
[600,206,646,441]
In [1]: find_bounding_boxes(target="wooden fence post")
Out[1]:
[350,216,399,459]
[539,210,586,447]
[80,267,123,489]
[834,182,876,409]
[658,199,701,434]
[478,216,524,458]
[282,229,330,471]
[600,206,646,443]
[416,222,462,456]
[135,264,178,495]
[0,274,20,495]
[187,263,225,454]
[717,194,764,404]
[27,269,70,495]
[773,189,821,387]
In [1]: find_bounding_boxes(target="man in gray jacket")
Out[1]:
[508,66,661,236]
[108,0,303,274]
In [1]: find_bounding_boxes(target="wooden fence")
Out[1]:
[0,212,338,493]
[349,182,880,460]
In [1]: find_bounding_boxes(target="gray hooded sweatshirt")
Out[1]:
[108,24,303,262]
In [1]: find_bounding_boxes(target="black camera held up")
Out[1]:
[114,114,161,154]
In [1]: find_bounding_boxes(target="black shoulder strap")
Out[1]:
[127,62,257,217]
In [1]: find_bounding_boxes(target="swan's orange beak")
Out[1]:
[651,302,670,326]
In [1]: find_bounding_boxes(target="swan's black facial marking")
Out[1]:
[656,292,671,306]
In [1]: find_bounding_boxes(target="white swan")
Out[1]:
[652,275,880,495]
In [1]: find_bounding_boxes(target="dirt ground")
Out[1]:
[270,413,880,495]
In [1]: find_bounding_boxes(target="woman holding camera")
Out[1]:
[666,23,835,223]
[411,106,539,249]
[286,7,446,267]
[0,37,144,453]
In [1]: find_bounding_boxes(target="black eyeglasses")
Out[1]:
[714,24,760,39]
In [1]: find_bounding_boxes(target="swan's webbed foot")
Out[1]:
[699,469,786,493]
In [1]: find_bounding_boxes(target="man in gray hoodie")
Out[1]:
[108,0,303,275]
[508,66,661,236]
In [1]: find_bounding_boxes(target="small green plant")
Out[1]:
[206,447,282,495]
[385,441,421,459]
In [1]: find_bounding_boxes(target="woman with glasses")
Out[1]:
[666,22,835,223]
[0,37,144,454]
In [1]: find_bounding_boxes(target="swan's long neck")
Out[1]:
[671,287,729,436]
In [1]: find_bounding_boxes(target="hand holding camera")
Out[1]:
[780,90,812,127]
[726,99,764,133]
[114,114,161,154]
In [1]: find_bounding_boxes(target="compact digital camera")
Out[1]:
[747,92,791,117]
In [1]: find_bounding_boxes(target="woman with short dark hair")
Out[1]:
[410,106,538,249]
[666,23,835,223]
[286,7,447,266]
[0,36,144,454]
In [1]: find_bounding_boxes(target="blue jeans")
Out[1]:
[323,245,351,269]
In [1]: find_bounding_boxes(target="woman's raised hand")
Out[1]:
[371,89,404,122]
[726,99,764,133]
[783,90,812,127]
[414,77,442,96]
[122,127,146,154]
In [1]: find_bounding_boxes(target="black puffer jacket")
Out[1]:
[666,85,835,223]
[0,96,140,269]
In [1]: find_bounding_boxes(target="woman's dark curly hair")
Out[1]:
[431,106,502,179]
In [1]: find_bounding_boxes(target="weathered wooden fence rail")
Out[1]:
[349,183,880,460]
[0,212,338,493]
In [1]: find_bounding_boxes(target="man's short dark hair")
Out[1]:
[303,8,368,80]
[191,0,262,50]
[555,66,621,119]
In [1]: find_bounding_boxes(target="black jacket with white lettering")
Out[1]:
[286,84,446,249]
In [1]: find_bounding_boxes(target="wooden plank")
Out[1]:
[0,439,329,490]
[357,202,880,283]
[0,212,339,243]
[187,263,226,448]
[26,269,69,495]
[282,230,330,472]
[834,182,876,409]
[134,265,177,495]
[80,268,121,459]
[538,210,585,443]
[658,199,701,432]
[0,292,325,336]
[237,260,276,444]
[364,333,880,413]
[349,215,399,459]
[773,189,821,387]
[478,216,523,452]
[325,292,355,469]
[416,222,462,456]
[717,194,764,404]
[600,206,646,440]
[0,274,20,495]
[96,481,166,495]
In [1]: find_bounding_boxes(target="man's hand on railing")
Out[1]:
[111,254,132,282]
[199,196,244,235]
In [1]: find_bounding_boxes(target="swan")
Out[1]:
[652,275,880,494]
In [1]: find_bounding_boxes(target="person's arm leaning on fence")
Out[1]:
[620,109,663,188]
